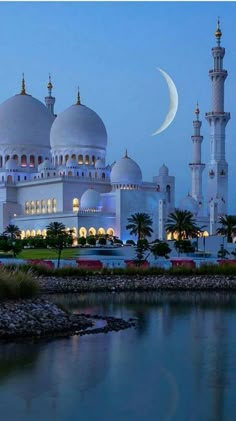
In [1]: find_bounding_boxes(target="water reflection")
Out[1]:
[0,291,235,420]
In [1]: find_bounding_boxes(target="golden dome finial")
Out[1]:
[124,149,128,158]
[76,87,81,105]
[215,17,222,40]
[47,73,53,90]
[20,73,26,95]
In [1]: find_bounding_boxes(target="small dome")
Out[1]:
[180,194,198,215]
[159,164,169,176]
[110,154,142,185]
[38,159,54,171]
[5,158,19,171]
[66,158,79,168]
[50,103,107,151]
[80,189,101,210]
[0,94,53,150]
[95,158,105,169]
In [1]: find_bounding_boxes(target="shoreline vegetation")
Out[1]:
[1,264,236,342]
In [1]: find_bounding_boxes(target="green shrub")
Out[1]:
[0,267,39,299]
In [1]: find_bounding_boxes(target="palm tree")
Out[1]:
[126,213,153,241]
[46,222,73,268]
[165,208,199,241]
[3,224,21,240]
[216,215,236,243]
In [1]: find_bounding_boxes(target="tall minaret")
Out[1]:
[189,103,205,216]
[205,19,230,215]
[45,74,56,117]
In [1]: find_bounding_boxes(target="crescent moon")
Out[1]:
[152,68,178,136]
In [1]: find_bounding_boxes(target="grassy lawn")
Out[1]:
[18,248,78,260]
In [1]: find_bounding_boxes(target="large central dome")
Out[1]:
[50,103,107,151]
[0,94,54,149]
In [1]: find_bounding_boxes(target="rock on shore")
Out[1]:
[0,298,93,340]
[38,274,236,293]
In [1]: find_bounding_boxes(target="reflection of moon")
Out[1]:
[152,68,178,136]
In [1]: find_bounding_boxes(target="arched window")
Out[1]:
[5,155,10,163]
[65,154,69,163]
[52,198,57,212]
[102,172,105,180]
[98,227,105,235]
[38,156,43,165]
[157,184,160,192]
[0,156,2,167]
[36,200,40,213]
[72,154,76,160]
[68,171,72,176]
[21,155,27,167]
[30,200,35,214]
[89,227,96,236]
[25,201,30,214]
[36,229,41,236]
[47,199,51,213]
[107,228,114,236]
[92,155,95,165]
[85,155,89,165]
[26,230,31,238]
[73,198,79,212]
[21,230,26,239]
[79,227,87,237]
[41,200,46,213]
[31,230,36,237]
[166,185,171,202]
[78,154,83,164]
[59,155,63,165]
[42,229,46,238]
[7,175,12,184]
[95,172,98,179]
[13,154,18,163]
[89,172,92,178]
[30,155,35,167]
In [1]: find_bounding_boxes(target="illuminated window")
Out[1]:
[78,154,83,164]
[30,155,35,167]
[85,155,89,165]
[42,229,46,238]
[52,198,57,212]
[89,227,96,236]
[36,229,41,236]
[21,230,25,239]
[21,155,27,167]
[79,227,87,237]
[107,228,114,236]
[47,199,51,213]
[31,230,36,237]
[73,198,79,212]
[25,201,30,214]
[26,230,31,238]
[30,200,35,214]
[98,227,105,235]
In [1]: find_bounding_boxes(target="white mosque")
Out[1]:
[0,21,230,242]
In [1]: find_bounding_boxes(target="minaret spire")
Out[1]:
[189,104,205,216]
[76,87,81,105]
[205,20,230,219]
[45,73,56,117]
[20,73,26,95]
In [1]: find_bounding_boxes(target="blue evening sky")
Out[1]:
[0,1,236,211]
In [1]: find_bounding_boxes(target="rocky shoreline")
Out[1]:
[38,274,236,293]
[1,273,236,342]
[0,298,135,342]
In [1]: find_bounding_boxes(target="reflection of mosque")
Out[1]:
[0,21,231,242]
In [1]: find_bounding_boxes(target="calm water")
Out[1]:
[0,291,236,421]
